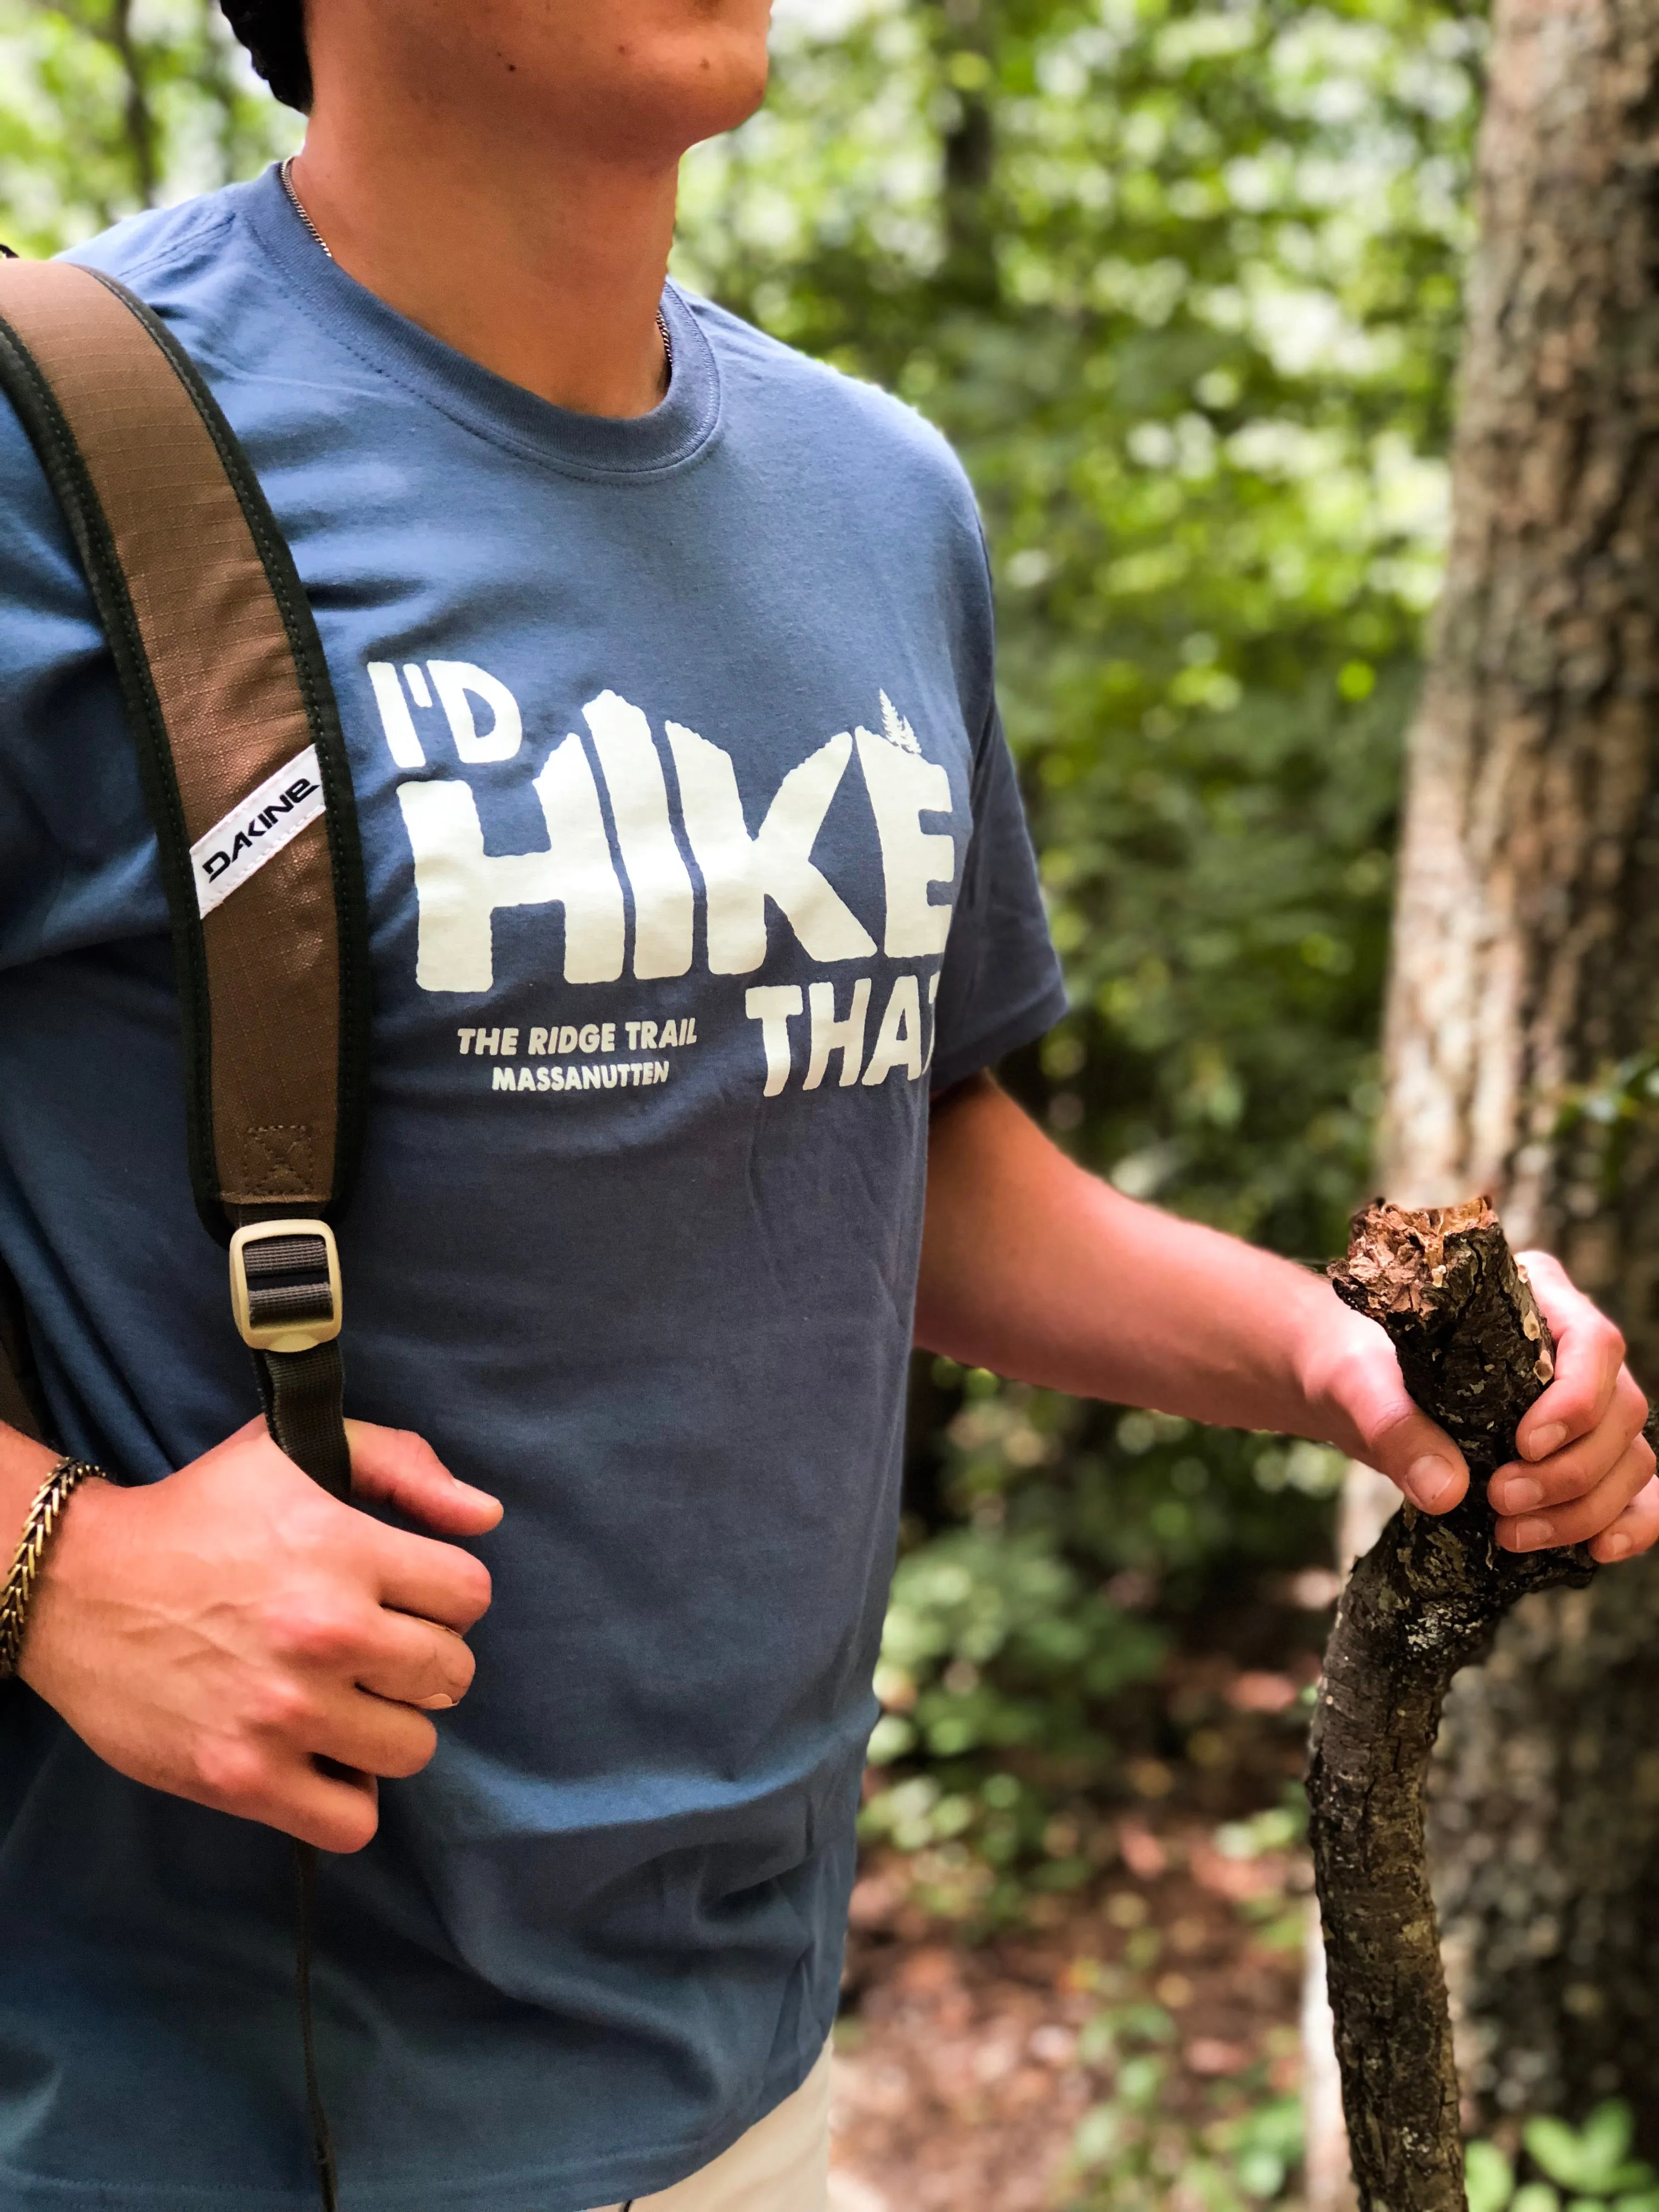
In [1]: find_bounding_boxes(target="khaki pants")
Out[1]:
[589,2042,832,2212]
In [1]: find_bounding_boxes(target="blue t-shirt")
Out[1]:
[0,170,1064,2210]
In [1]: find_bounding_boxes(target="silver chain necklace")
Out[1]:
[279,157,673,381]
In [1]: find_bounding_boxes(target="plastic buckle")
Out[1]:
[228,1220,343,1354]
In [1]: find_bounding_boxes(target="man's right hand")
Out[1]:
[15,1419,499,1853]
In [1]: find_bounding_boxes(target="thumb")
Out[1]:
[343,1420,504,1536]
[1359,1400,1469,1515]
[1330,1333,1469,1512]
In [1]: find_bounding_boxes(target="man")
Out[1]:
[0,4,1652,2208]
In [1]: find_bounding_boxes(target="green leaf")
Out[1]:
[1466,2139,1516,2212]
[1234,2147,1286,2198]
[1074,2101,1128,2171]
[1527,2108,1636,2195]
[1511,2186,1562,2212]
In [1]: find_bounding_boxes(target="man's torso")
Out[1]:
[0,171,1062,2209]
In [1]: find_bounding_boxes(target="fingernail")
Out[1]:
[1525,1423,1566,1462]
[1498,1476,1544,1513]
[417,1694,457,1712]
[1514,1516,1553,1550]
[1603,1534,1633,1560]
[1406,1457,1459,1511]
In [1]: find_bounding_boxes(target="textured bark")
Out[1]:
[1334,0,1659,2146]
[1310,1201,1595,2212]
[1305,1470,1400,2212]
[1380,0,1659,1307]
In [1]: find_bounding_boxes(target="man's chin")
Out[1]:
[631,40,772,150]
[556,58,770,167]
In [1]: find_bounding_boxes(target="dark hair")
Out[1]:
[219,0,312,114]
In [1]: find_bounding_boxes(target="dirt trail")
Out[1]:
[827,1808,1308,2211]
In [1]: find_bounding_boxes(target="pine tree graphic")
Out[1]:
[858,691,922,756]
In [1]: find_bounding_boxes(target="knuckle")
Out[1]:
[394,1426,439,1474]
[270,1595,360,1668]
[190,1734,266,1810]
[1599,1317,1628,1363]
[1551,1459,1595,1503]
[247,1674,317,1736]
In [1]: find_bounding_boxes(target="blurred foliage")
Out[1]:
[860,1361,1341,1882]
[0,0,294,253]
[1051,1802,1309,2208]
[1068,2002,1303,2211]
[1465,2104,1659,2212]
[1,0,1481,1852]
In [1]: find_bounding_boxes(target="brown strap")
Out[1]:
[0,261,369,1237]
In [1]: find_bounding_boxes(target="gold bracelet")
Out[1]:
[0,1457,102,1683]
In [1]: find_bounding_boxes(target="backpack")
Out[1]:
[0,252,373,2211]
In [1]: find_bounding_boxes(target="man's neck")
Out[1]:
[286,128,676,420]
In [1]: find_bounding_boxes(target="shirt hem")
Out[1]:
[0,2027,832,2212]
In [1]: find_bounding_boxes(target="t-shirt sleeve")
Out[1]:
[929,701,1067,1094]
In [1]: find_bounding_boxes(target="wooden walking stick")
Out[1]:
[1307,1198,1600,2212]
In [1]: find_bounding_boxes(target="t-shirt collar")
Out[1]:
[239,163,720,478]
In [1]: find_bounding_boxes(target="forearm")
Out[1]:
[917,1076,1359,1451]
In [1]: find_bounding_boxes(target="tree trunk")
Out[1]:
[1348,0,1659,2147]
[932,0,998,307]
[102,0,159,208]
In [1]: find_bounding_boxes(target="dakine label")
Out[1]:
[190,746,326,918]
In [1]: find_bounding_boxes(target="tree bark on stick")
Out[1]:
[1308,1198,1596,2212]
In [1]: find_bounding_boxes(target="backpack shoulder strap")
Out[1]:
[0,259,370,1497]
[0,258,370,1239]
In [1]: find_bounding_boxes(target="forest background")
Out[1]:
[0,2,1504,2204]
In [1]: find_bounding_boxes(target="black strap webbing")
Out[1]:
[293,1839,341,2212]
[263,1329,348,2212]
[255,1345,353,1505]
